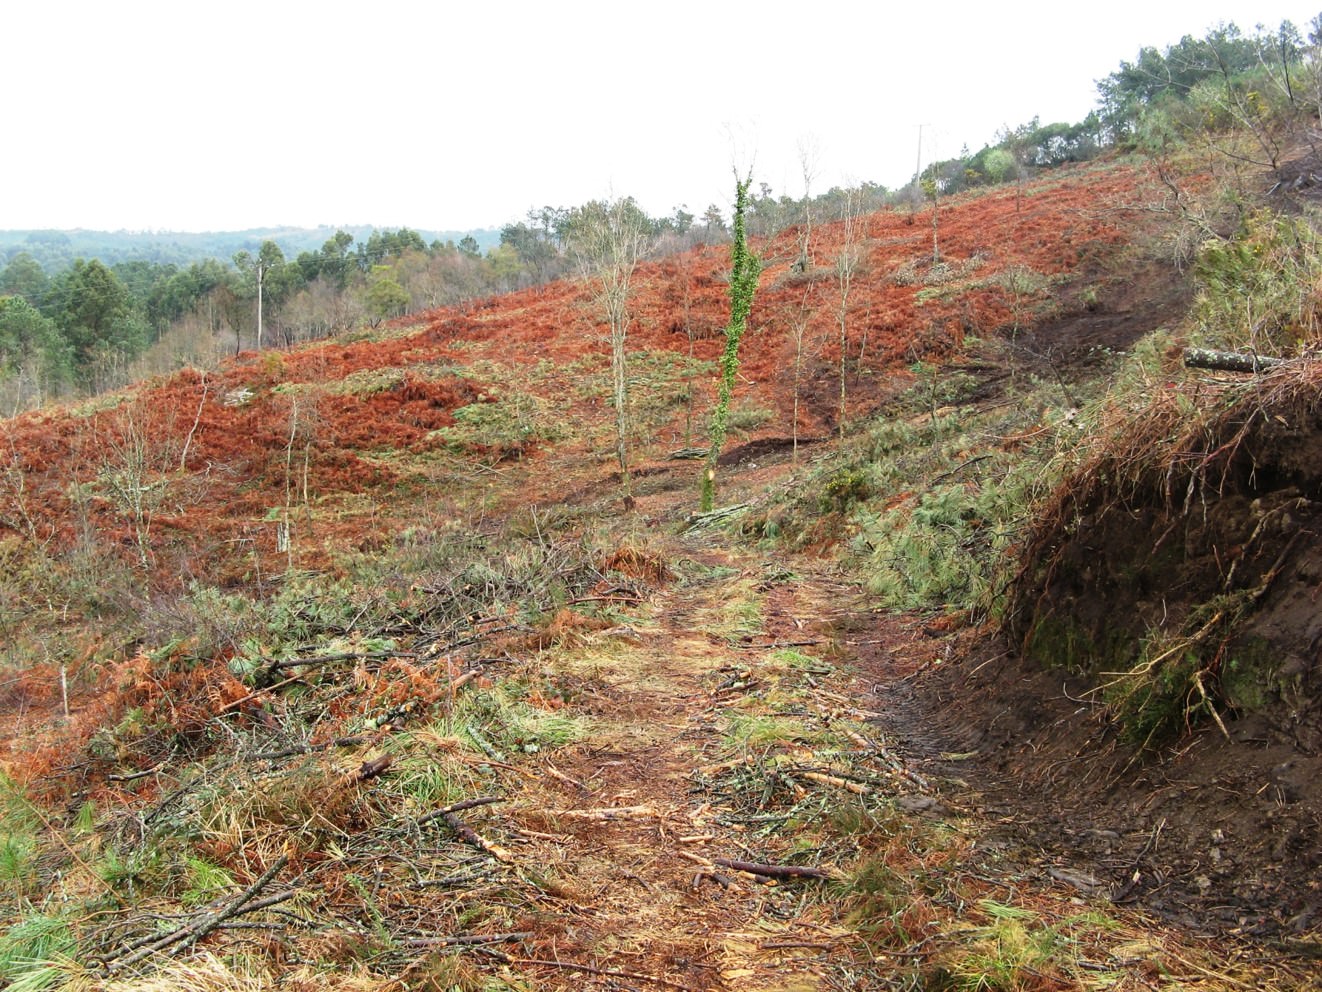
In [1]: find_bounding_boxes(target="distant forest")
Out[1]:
[0,226,501,275]
[0,15,1310,414]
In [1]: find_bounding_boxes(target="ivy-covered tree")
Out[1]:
[701,173,761,512]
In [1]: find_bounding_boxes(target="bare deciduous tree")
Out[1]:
[835,186,864,438]
[794,137,820,272]
[787,284,815,461]
[565,197,656,502]
[788,142,821,460]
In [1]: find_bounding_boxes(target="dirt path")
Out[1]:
[478,540,890,990]
[5,448,1317,990]
[464,509,1322,991]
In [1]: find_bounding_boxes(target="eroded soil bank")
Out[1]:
[861,364,1322,947]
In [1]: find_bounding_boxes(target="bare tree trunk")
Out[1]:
[836,187,862,439]
[611,315,632,499]
[566,198,654,504]
[791,310,807,461]
[790,145,819,461]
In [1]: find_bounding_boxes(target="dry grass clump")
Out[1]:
[601,543,673,583]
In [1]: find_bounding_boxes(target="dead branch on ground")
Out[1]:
[713,857,836,881]
[103,855,292,974]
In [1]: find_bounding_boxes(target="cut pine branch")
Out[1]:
[713,857,837,881]
[105,855,291,973]
[794,770,869,795]
[552,804,658,821]
[417,796,514,862]
[403,931,532,948]
[416,796,504,827]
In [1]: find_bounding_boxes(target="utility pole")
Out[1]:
[912,123,929,216]
[914,123,925,187]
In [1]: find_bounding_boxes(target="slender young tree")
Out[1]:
[788,143,821,460]
[701,173,762,512]
[835,185,863,438]
[794,137,819,272]
[788,283,814,461]
[921,173,941,264]
[566,196,655,502]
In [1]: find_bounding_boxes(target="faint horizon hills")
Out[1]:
[0,224,503,272]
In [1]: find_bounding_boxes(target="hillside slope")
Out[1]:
[1,159,1318,990]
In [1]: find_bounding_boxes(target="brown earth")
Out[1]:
[856,354,1322,950]
[3,158,1322,988]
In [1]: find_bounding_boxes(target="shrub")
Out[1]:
[1194,210,1322,352]
[818,467,874,515]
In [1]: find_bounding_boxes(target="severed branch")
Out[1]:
[1183,348,1286,373]
[417,797,513,862]
[217,674,305,714]
[713,857,836,881]
[793,770,869,795]
[480,949,698,991]
[552,804,658,821]
[107,763,165,783]
[404,931,532,948]
[416,796,504,827]
[440,814,515,862]
[352,754,393,782]
[104,855,292,973]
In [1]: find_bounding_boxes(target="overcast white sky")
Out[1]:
[2,1,1317,234]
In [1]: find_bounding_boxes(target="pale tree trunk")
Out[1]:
[609,298,632,499]
[789,286,813,462]
[836,187,862,439]
[568,197,654,505]
[791,144,818,460]
[795,137,818,272]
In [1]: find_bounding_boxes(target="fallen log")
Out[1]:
[1183,348,1286,373]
